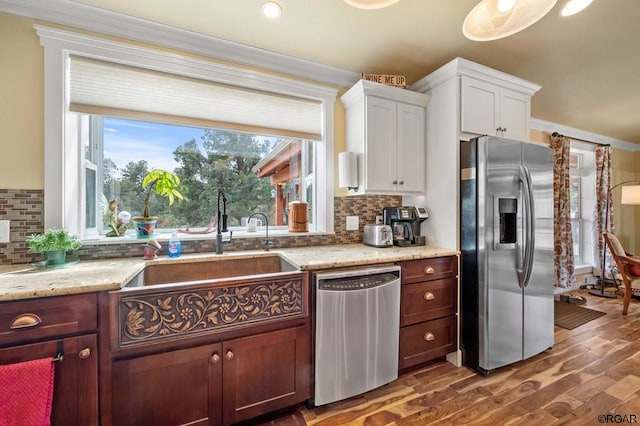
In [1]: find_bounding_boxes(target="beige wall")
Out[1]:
[0,13,45,189]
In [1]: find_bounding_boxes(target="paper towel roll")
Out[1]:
[338,152,357,189]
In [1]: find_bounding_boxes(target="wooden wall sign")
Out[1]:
[362,73,407,88]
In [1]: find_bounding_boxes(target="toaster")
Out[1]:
[363,224,393,248]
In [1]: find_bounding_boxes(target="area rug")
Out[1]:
[554,301,606,330]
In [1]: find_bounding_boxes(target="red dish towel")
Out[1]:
[0,357,55,426]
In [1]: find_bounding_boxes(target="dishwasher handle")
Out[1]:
[315,265,400,281]
[316,265,401,291]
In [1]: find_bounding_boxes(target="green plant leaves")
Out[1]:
[141,169,185,213]
[26,229,82,253]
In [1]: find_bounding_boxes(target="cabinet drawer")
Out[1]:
[398,256,458,284]
[0,293,97,346]
[400,278,457,326]
[399,316,456,370]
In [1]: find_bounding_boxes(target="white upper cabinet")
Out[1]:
[341,80,430,195]
[461,76,531,141]
[408,57,540,250]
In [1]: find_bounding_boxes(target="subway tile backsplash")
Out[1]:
[0,190,401,265]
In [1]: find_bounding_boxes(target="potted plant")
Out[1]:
[26,228,83,266]
[132,169,184,237]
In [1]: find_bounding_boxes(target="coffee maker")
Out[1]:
[382,206,427,247]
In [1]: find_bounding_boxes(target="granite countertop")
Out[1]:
[0,244,458,302]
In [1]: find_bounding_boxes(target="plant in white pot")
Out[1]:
[26,228,82,266]
[132,169,184,237]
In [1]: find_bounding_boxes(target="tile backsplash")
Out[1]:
[0,189,44,264]
[0,189,401,264]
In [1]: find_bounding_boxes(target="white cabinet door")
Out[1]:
[365,96,397,193]
[396,102,425,193]
[461,76,531,141]
[461,76,499,136]
[499,89,530,141]
[341,79,428,195]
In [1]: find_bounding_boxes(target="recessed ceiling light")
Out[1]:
[343,0,400,10]
[560,0,593,17]
[261,1,282,20]
[463,0,558,41]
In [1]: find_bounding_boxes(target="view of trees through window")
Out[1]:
[96,117,312,234]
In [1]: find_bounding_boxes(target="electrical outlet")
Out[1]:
[0,220,9,243]
[346,216,359,231]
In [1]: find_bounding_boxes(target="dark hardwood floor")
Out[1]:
[271,289,640,425]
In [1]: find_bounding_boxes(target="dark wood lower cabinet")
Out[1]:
[110,326,309,426]
[398,256,459,371]
[0,334,98,426]
[112,343,222,426]
[399,316,457,369]
[223,326,309,425]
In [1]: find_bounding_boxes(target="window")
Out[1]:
[85,116,315,236]
[37,26,337,240]
[569,147,596,268]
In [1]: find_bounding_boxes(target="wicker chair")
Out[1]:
[604,232,640,315]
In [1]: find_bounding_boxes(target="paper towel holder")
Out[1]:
[338,151,358,191]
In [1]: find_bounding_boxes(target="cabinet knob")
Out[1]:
[424,266,435,275]
[225,350,234,360]
[392,180,398,185]
[78,348,91,359]
[9,313,41,329]
[399,180,404,185]
[211,353,220,363]
[423,291,435,301]
[424,332,435,342]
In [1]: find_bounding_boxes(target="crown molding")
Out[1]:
[531,118,639,152]
[410,57,541,96]
[341,79,430,109]
[0,0,361,89]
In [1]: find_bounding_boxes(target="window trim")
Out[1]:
[36,25,337,238]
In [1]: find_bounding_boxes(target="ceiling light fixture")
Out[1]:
[463,0,558,41]
[343,0,400,10]
[560,0,593,17]
[261,1,282,19]
[497,0,516,13]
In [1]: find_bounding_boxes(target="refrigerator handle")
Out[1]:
[518,165,536,288]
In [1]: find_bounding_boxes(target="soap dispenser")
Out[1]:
[167,232,182,258]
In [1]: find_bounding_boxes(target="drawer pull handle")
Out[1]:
[10,313,42,329]
[225,350,234,361]
[424,266,435,275]
[424,291,435,301]
[424,332,435,342]
[78,348,91,359]
[211,353,220,363]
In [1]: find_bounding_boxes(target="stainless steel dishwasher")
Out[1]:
[314,265,401,406]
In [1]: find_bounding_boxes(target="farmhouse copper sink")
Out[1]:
[130,253,299,287]
[113,252,307,351]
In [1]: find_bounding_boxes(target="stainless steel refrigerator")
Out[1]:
[460,136,554,374]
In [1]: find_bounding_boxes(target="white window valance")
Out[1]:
[69,56,323,140]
